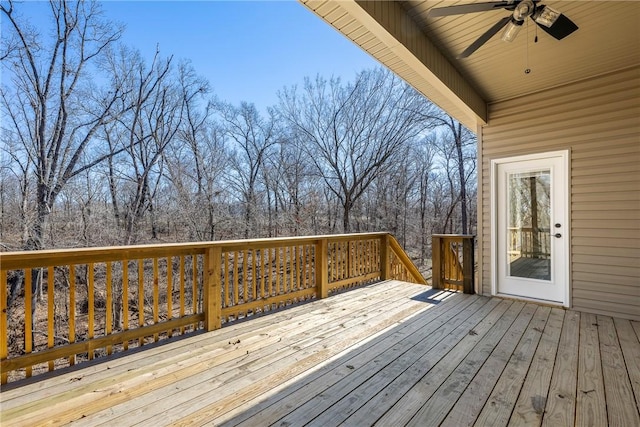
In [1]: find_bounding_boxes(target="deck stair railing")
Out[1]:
[431,234,475,294]
[0,232,425,383]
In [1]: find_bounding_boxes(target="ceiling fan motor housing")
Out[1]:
[513,0,535,22]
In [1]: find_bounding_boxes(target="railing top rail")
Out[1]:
[387,235,427,285]
[0,232,391,270]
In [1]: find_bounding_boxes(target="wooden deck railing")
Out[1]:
[431,234,475,294]
[508,227,551,260]
[0,232,425,383]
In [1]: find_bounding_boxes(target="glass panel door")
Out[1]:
[494,151,568,305]
[507,170,551,281]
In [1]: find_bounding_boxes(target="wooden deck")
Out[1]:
[1,280,639,426]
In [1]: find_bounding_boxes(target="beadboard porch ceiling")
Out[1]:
[300,1,640,129]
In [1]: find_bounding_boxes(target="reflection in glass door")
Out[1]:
[507,170,551,281]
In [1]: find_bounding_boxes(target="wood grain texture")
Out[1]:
[1,284,638,426]
[542,310,580,427]
[511,308,564,425]
[598,315,640,426]
[473,305,551,427]
[576,312,607,427]
[614,317,640,411]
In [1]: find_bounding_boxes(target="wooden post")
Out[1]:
[463,236,475,294]
[315,238,328,299]
[431,235,442,289]
[204,246,222,331]
[380,234,390,280]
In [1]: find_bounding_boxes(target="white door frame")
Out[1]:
[490,150,570,307]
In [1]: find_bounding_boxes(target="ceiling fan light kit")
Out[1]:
[502,0,532,42]
[501,20,523,42]
[534,5,561,27]
[428,0,579,58]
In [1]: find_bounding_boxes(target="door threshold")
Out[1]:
[494,293,567,308]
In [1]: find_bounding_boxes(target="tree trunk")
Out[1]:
[454,122,468,235]
[343,197,352,233]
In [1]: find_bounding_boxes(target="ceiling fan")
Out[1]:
[428,0,578,58]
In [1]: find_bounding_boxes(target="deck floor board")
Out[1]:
[1,280,639,427]
[541,310,580,427]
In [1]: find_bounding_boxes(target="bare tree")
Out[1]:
[1,0,127,249]
[104,48,179,244]
[175,61,212,196]
[262,133,316,236]
[167,121,230,241]
[278,68,439,232]
[216,102,277,239]
[433,114,477,234]
[0,140,33,246]
[416,141,435,262]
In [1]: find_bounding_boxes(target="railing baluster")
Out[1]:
[1,269,8,384]
[340,242,345,280]
[167,256,173,338]
[192,255,198,330]
[106,262,113,354]
[224,252,230,308]
[252,249,257,301]
[275,248,281,296]
[305,245,310,289]
[122,260,129,350]
[364,240,368,275]
[329,243,334,282]
[242,250,248,304]
[68,265,75,365]
[87,263,95,359]
[179,256,186,334]
[260,249,266,299]
[47,266,54,371]
[302,245,307,290]
[339,242,344,280]
[137,260,144,346]
[153,258,159,342]
[25,268,33,376]
[233,251,239,305]
[308,245,312,289]
[268,248,273,297]
[296,246,301,291]
[334,243,339,281]
[302,245,306,290]
[292,246,297,292]
[283,248,288,294]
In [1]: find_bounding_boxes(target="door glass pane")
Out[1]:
[507,170,551,281]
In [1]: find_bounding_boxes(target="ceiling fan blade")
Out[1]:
[429,2,514,17]
[457,16,512,58]
[533,6,578,40]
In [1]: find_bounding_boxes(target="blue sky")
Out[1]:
[10,0,379,112]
